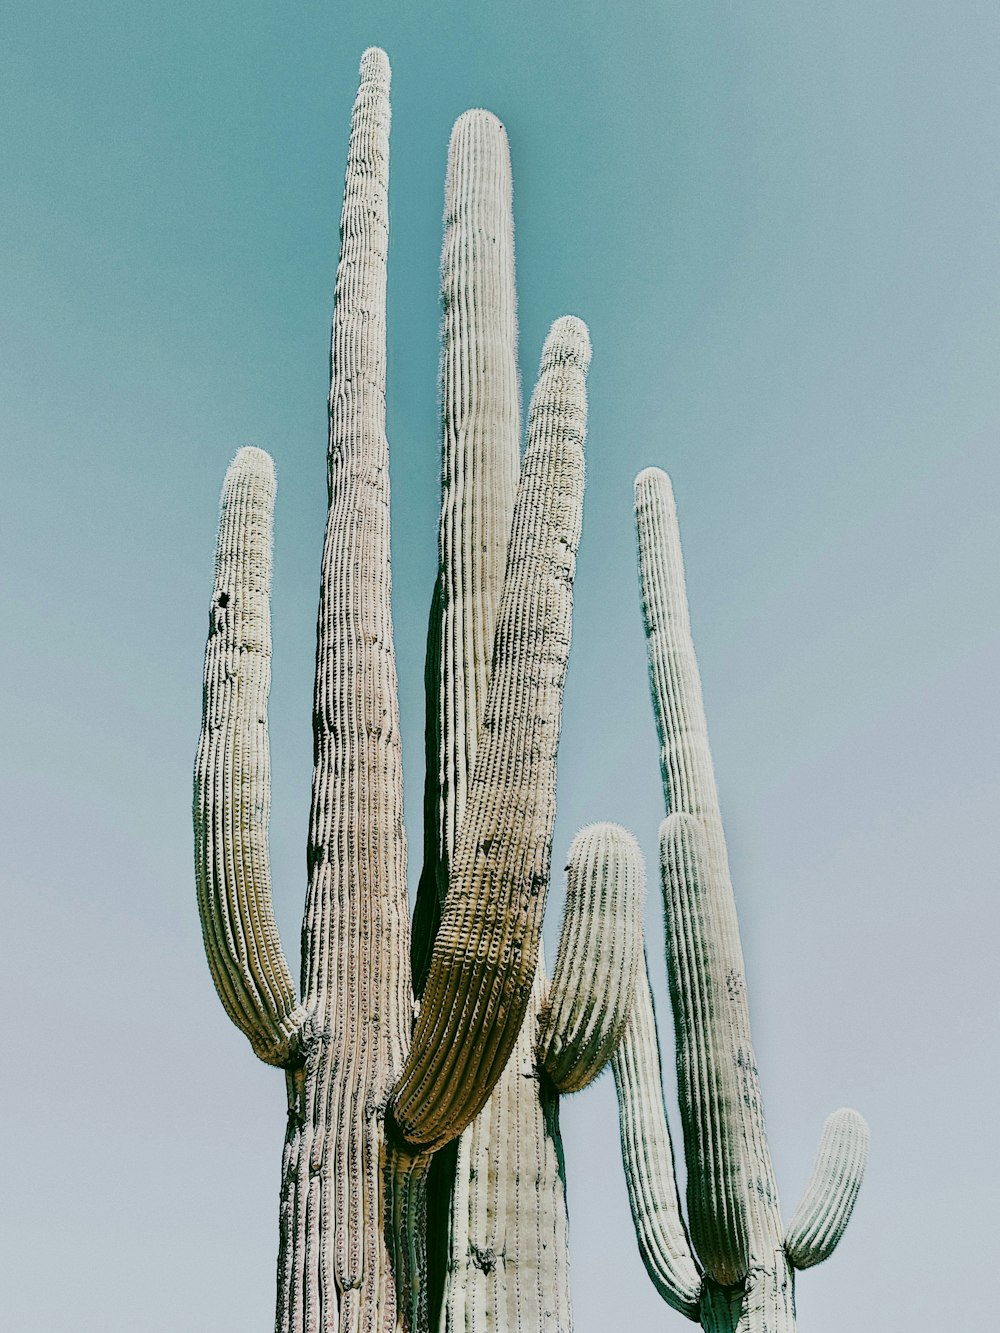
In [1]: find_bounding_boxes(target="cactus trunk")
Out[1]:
[278,49,410,1333]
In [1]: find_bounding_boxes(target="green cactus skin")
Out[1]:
[605,466,869,1330]
[194,52,646,1333]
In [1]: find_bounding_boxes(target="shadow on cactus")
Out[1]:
[607,466,870,1331]
[192,48,646,1333]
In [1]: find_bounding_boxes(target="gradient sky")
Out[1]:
[2,3,998,1330]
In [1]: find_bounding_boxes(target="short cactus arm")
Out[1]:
[637,467,782,1284]
[785,1109,870,1269]
[411,106,521,994]
[612,956,702,1318]
[193,447,307,1067]
[392,315,591,1151]
[538,823,646,1093]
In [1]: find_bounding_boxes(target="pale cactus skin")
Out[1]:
[407,109,646,1333]
[608,466,870,1331]
[193,51,643,1333]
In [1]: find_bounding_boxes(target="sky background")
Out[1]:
[2,2,998,1329]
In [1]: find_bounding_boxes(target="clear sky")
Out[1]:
[2,2,997,1329]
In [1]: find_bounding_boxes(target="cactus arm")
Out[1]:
[411,108,521,995]
[784,1109,870,1270]
[193,446,308,1067]
[392,316,591,1152]
[612,956,703,1319]
[538,823,646,1093]
[276,51,411,1333]
[659,812,754,1284]
[636,466,784,1285]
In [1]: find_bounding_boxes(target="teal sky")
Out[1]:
[3,3,997,1329]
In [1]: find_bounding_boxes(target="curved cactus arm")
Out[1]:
[193,447,308,1068]
[611,956,702,1319]
[538,823,646,1093]
[785,1109,870,1270]
[411,107,521,995]
[392,315,591,1151]
[637,466,784,1284]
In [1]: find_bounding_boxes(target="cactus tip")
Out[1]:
[542,315,591,373]
[359,46,390,85]
[452,106,506,137]
[227,447,276,491]
[232,445,275,470]
[570,821,640,853]
[829,1107,870,1140]
[634,465,674,501]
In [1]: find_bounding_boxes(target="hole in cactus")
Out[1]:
[217,592,230,608]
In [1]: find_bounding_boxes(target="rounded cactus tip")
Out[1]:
[541,315,591,373]
[828,1107,871,1140]
[568,821,641,857]
[359,46,390,84]
[634,465,675,503]
[452,106,506,139]
[228,446,276,486]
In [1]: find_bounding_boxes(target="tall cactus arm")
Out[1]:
[412,107,521,995]
[193,447,308,1068]
[277,50,412,1333]
[660,812,753,1285]
[785,1109,870,1270]
[637,466,784,1285]
[538,823,646,1093]
[612,957,702,1319]
[392,315,591,1151]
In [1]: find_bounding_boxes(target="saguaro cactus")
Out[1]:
[406,109,648,1333]
[193,50,641,1333]
[608,467,869,1331]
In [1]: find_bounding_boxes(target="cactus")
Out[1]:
[404,108,648,1333]
[193,50,644,1333]
[607,467,869,1331]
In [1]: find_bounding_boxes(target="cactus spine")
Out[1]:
[194,51,646,1333]
[608,467,869,1331]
